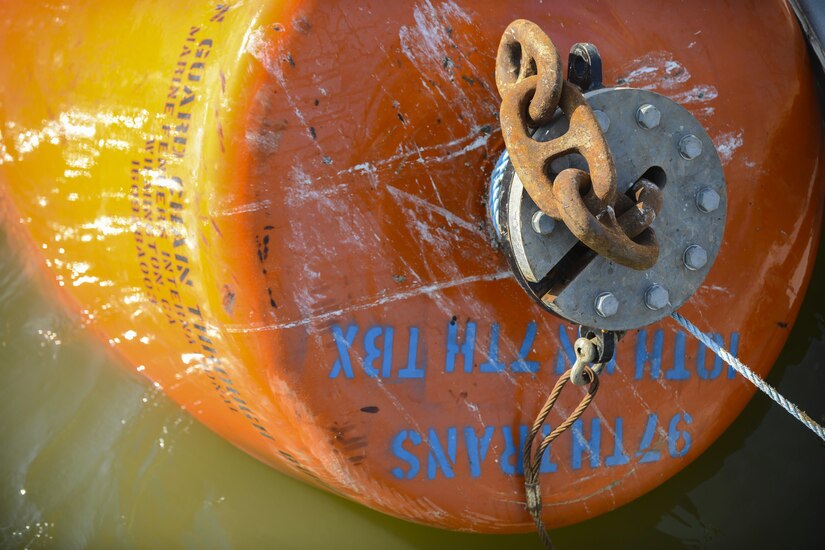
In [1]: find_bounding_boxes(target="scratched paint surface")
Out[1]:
[1,207,824,547]
[0,0,823,533]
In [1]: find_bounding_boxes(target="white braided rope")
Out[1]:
[671,311,825,442]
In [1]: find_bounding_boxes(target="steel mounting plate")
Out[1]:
[498,87,727,331]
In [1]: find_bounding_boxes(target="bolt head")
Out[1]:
[594,292,619,318]
[531,211,556,235]
[695,187,720,213]
[679,134,703,160]
[636,104,661,129]
[644,284,669,311]
[593,109,610,132]
[683,244,708,271]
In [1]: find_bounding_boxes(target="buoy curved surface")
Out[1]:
[0,0,823,531]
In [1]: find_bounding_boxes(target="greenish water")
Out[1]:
[0,219,823,549]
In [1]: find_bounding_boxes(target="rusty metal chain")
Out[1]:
[495,20,661,270]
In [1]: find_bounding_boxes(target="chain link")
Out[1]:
[495,19,662,270]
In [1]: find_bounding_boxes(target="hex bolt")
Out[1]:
[636,104,661,129]
[679,134,703,160]
[593,109,610,132]
[531,211,556,235]
[683,244,708,271]
[594,292,619,318]
[695,187,721,213]
[644,284,670,311]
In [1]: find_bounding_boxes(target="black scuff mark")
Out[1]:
[222,285,236,315]
[256,228,278,309]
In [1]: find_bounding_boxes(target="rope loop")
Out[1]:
[521,367,600,549]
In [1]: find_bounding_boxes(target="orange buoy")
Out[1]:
[0,0,822,532]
